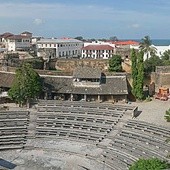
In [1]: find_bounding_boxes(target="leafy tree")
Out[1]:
[161,49,170,61]
[75,36,84,41]
[165,108,170,122]
[109,36,118,41]
[135,51,144,100]
[131,50,144,100]
[8,63,42,106]
[131,49,138,96]
[161,50,170,66]
[108,55,122,72]
[144,55,163,74]
[139,36,157,59]
[129,158,170,170]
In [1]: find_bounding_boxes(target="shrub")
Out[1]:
[129,158,170,170]
[165,109,170,122]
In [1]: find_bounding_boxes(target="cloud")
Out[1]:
[129,24,140,29]
[33,18,43,25]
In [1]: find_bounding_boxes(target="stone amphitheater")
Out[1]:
[0,99,170,170]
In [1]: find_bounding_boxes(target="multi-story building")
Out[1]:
[82,44,115,59]
[37,38,83,59]
[0,32,32,51]
[81,41,116,59]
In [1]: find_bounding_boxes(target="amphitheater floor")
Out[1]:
[0,99,169,170]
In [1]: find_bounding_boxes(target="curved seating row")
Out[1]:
[0,111,29,150]
[124,120,170,139]
[38,100,136,113]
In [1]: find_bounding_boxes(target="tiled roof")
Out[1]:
[0,72,128,95]
[43,75,128,95]
[21,31,32,34]
[7,35,30,40]
[73,66,101,79]
[37,38,82,44]
[82,45,114,50]
[112,40,139,46]
[0,72,15,88]
[0,32,14,39]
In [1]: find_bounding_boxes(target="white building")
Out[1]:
[152,45,170,57]
[6,35,31,51]
[37,38,83,59]
[130,44,170,60]
[0,32,32,51]
[81,41,116,59]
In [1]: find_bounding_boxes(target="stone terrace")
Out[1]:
[0,100,169,170]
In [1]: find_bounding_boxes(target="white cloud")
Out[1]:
[33,18,43,25]
[0,2,157,21]
[129,24,140,29]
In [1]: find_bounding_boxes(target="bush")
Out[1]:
[129,158,170,170]
[165,109,170,122]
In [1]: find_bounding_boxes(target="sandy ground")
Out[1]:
[130,98,170,127]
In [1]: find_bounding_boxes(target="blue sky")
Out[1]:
[0,0,170,39]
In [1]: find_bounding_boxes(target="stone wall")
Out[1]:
[151,72,170,91]
[49,58,131,73]
[156,66,170,73]
[53,59,109,72]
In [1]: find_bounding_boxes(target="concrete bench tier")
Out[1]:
[36,127,105,142]
[119,130,170,152]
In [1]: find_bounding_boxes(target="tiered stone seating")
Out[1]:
[35,100,128,143]
[99,120,170,169]
[0,111,29,150]
[38,100,137,113]
[37,106,123,118]
[36,112,118,143]
[100,148,137,170]
[124,120,170,139]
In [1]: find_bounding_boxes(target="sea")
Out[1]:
[134,39,170,46]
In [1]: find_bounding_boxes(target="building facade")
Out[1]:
[81,44,115,59]
[0,66,128,103]
[37,38,83,59]
[0,32,32,51]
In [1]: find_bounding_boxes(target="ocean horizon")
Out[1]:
[133,39,170,46]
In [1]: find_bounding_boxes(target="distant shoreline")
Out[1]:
[132,39,170,46]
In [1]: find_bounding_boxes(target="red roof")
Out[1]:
[112,40,139,46]
[7,35,30,40]
[82,45,114,50]
[0,32,14,38]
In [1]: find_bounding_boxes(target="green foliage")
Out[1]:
[24,58,44,69]
[145,96,152,102]
[165,108,170,122]
[8,63,42,106]
[129,158,170,170]
[139,36,157,59]
[161,49,170,61]
[144,55,163,74]
[135,52,144,100]
[131,50,144,100]
[131,49,138,96]
[108,55,122,72]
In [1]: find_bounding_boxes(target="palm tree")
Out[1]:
[139,36,157,59]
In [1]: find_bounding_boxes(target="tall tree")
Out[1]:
[131,49,138,96]
[136,51,144,100]
[139,36,157,59]
[108,55,122,72]
[144,54,163,74]
[8,63,42,106]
